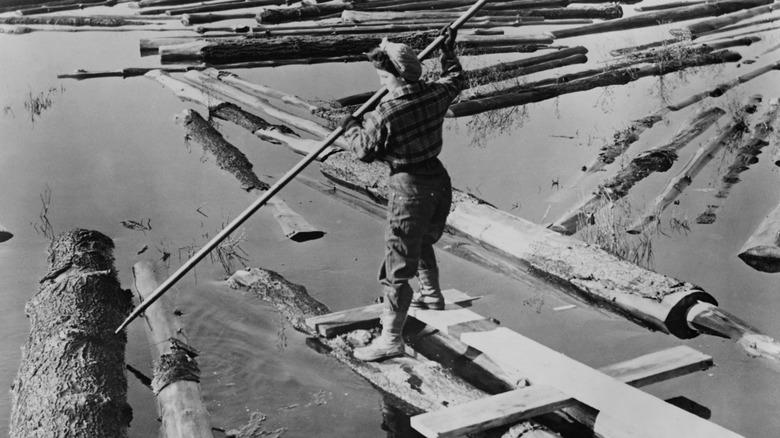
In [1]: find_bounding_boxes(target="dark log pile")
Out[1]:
[9,229,134,438]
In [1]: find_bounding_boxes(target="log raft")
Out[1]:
[9,229,134,438]
[133,260,214,437]
[173,108,324,243]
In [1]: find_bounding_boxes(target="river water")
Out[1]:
[1,3,779,437]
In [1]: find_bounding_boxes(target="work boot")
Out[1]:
[353,309,406,361]
[410,268,445,310]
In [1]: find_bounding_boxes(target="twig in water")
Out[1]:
[32,185,55,241]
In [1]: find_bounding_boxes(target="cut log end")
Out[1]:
[738,246,780,273]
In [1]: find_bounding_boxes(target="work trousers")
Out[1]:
[378,159,452,312]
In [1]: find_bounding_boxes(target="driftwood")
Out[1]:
[550,106,727,235]
[133,260,213,437]
[174,108,324,242]
[677,2,780,38]
[9,229,134,438]
[448,50,741,116]
[0,221,12,242]
[551,0,773,39]
[738,201,780,273]
[225,268,561,438]
[257,3,353,23]
[157,31,554,64]
[626,95,762,234]
[696,98,780,225]
[582,58,780,175]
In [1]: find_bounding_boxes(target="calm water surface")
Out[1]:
[1,4,779,437]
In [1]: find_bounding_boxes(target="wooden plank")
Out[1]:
[411,385,578,438]
[410,293,744,438]
[305,289,480,338]
[602,345,713,388]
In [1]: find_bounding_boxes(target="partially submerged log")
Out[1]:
[226,268,561,438]
[696,98,780,225]
[583,58,780,175]
[9,229,133,438]
[133,260,213,437]
[676,2,780,38]
[551,0,774,39]
[342,5,623,21]
[174,108,324,243]
[448,50,741,116]
[139,0,277,16]
[15,0,117,15]
[212,70,320,113]
[181,11,256,25]
[738,201,780,273]
[627,101,755,234]
[0,0,108,13]
[0,15,153,26]
[550,106,727,235]
[0,221,12,242]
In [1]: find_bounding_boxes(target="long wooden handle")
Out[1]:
[115,0,490,334]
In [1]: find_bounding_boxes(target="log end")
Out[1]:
[738,246,780,273]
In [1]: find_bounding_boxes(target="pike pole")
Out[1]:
[116,0,491,334]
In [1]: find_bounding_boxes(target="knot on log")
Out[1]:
[634,149,678,173]
[151,338,201,394]
[45,229,116,280]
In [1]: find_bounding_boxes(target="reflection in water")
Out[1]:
[380,398,424,438]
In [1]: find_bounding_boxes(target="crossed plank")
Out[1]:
[306,290,742,438]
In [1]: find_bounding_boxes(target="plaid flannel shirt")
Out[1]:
[343,50,465,167]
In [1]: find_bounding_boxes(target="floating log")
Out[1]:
[146,69,340,158]
[139,0,277,16]
[677,2,780,38]
[0,0,108,13]
[133,260,214,437]
[687,301,780,360]
[181,11,255,25]
[696,98,779,225]
[634,0,708,12]
[15,0,117,15]
[0,15,153,26]
[627,95,760,234]
[157,31,554,64]
[738,201,780,273]
[697,14,780,39]
[550,106,727,235]
[9,229,133,438]
[582,58,780,175]
[58,66,190,80]
[342,4,623,21]
[208,70,320,113]
[257,3,353,23]
[174,108,324,242]
[0,221,12,242]
[448,50,741,116]
[353,0,570,12]
[226,268,560,438]
[550,0,774,39]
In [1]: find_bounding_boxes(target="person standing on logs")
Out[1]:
[340,27,463,362]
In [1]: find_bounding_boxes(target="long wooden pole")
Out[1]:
[116,0,490,334]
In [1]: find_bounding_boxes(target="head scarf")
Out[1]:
[379,37,422,82]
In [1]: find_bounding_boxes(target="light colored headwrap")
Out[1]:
[379,37,422,82]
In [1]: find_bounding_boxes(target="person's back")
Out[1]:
[341,28,463,362]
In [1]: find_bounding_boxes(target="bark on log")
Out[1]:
[342,5,623,21]
[627,95,758,235]
[0,221,12,242]
[214,70,320,113]
[181,11,255,25]
[634,0,708,12]
[550,0,774,39]
[677,2,780,38]
[174,108,324,242]
[550,106,727,236]
[14,0,117,15]
[139,0,277,16]
[0,0,108,13]
[9,229,134,438]
[448,50,741,116]
[257,3,353,23]
[132,260,214,438]
[225,267,562,438]
[353,0,570,12]
[0,15,151,26]
[695,98,779,225]
[738,201,780,273]
[158,31,553,64]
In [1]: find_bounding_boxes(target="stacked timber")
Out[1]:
[133,260,213,437]
[9,229,134,437]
